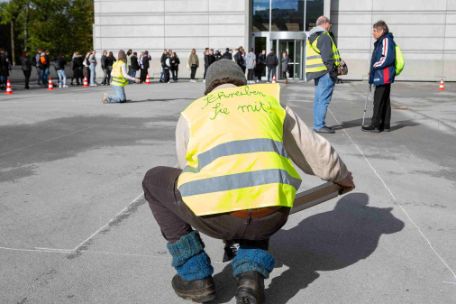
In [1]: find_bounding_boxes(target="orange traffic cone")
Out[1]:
[272,75,276,83]
[48,77,54,91]
[145,74,151,85]
[4,79,13,95]
[439,79,445,91]
[83,77,89,88]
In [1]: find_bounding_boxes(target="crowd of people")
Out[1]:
[0,46,295,92]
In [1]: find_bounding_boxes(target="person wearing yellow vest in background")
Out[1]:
[306,16,341,134]
[102,50,139,104]
[142,59,354,303]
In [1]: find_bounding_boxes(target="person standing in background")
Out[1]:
[20,51,32,89]
[255,50,266,82]
[55,53,68,88]
[140,50,151,83]
[170,51,180,82]
[245,48,256,84]
[305,16,341,134]
[89,50,97,86]
[364,20,397,133]
[265,49,278,82]
[234,47,246,73]
[83,51,91,83]
[34,49,42,86]
[71,52,83,86]
[222,48,232,60]
[129,51,139,81]
[105,51,116,85]
[126,49,132,75]
[101,50,108,85]
[0,49,10,90]
[188,48,199,82]
[281,51,290,84]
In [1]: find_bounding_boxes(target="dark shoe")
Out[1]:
[236,271,265,304]
[314,126,335,134]
[172,275,215,303]
[362,125,381,133]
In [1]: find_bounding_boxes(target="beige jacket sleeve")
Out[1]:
[283,106,349,183]
[176,107,349,182]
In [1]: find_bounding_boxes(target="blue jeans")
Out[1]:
[42,68,49,85]
[57,70,66,87]
[89,64,96,85]
[107,85,126,103]
[313,73,336,130]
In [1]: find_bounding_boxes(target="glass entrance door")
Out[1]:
[274,39,304,80]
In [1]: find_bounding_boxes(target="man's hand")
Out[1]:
[336,171,355,194]
[135,78,140,84]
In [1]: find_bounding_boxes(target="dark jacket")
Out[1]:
[101,55,107,69]
[20,56,32,71]
[130,55,139,70]
[369,32,396,86]
[265,53,278,67]
[105,55,115,68]
[55,56,66,70]
[72,56,83,70]
[0,53,10,76]
[307,26,338,81]
[234,52,245,68]
[222,51,232,60]
[170,56,180,70]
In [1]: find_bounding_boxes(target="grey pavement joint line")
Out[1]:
[328,108,456,283]
[0,126,94,158]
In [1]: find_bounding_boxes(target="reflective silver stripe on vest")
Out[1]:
[306,55,321,60]
[305,63,327,69]
[183,138,288,173]
[179,169,301,196]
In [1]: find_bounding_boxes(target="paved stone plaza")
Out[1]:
[1,81,455,303]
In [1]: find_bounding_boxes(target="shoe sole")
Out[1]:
[175,288,216,303]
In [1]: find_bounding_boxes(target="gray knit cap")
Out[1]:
[204,59,247,95]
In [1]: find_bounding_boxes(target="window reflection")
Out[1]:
[271,0,304,31]
[252,0,270,31]
[252,0,324,32]
[305,0,324,30]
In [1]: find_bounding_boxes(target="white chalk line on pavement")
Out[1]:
[72,192,144,252]
[328,108,456,284]
[0,126,93,158]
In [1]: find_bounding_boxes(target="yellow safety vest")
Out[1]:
[305,31,341,75]
[177,83,302,216]
[111,60,128,87]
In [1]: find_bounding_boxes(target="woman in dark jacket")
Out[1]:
[71,52,84,85]
[105,51,116,85]
[170,52,180,82]
[363,20,396,133]
[20,52,33,89]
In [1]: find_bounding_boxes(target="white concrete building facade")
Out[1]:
[94,0,456,81]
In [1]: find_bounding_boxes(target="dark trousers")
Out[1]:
[171,68,178,81]
[372,84,391,129]
[190,65,197,79]
[23,70,31,88]
[142,166,289,243]
[247,69,254,81]
[140,68,148,83]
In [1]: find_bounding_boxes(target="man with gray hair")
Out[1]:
[305,16,342,134]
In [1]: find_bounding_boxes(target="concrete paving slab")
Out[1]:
[1,80,455,303]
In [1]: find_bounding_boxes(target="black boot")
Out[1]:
[235,271,265,304]
[172,275,215,303]
[362,125,381,133]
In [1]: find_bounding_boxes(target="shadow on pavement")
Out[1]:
[265,193,404,304]
[331,119,419,132]
[208,193,404,303]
